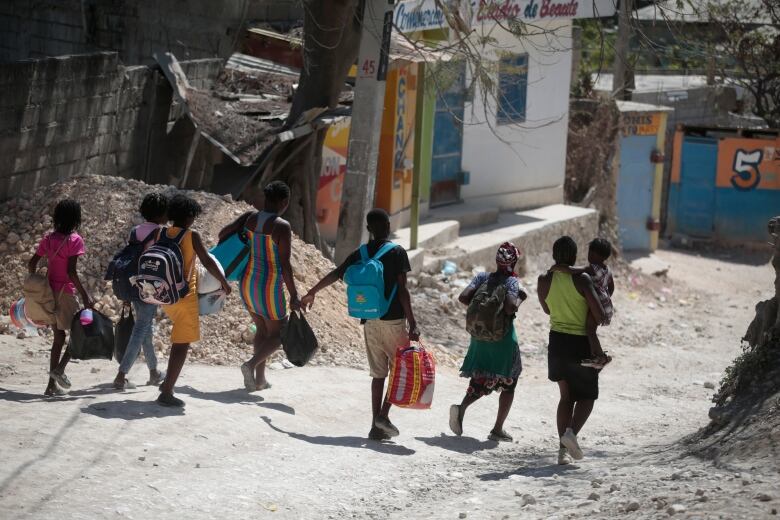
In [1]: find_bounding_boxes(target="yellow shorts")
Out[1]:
[163,291,200,344]
[363,319,408,379]
[54,291,80,331]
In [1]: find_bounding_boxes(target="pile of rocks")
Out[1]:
[0,175,367,369]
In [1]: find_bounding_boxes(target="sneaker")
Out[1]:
[113,378,136,390]
[156,393,185,407]
[488,429,513,442]
[560,428,584,460]
[449,404,463,436]
[44,385,66,397]
[240,362,255,391]
[49,370,71,389]
[146,370,165,386]
[558,445,572,465]
[368,427,391,441]
[581,353,612,370]
[374,416,400,438]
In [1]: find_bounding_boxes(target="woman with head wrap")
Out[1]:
[449,242,527,442]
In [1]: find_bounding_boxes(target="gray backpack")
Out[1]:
[465,276,512,342]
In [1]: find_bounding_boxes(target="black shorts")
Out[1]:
[548,331,599,401]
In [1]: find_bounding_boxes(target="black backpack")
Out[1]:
[104,229,156,302]
[465,275,513,342]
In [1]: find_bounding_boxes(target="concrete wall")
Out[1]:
[0,53,222,200]
[460,19,572,211]
[0,0,250,65]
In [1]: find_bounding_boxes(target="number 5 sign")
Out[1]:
[731,149,762,191]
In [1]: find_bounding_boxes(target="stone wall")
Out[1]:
[0,0,250,65]
[0,52,222,200]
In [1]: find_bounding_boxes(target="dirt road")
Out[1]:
[1,247,778,519]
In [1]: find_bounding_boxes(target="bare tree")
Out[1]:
[255,0,577,250]
[702,0,780,127]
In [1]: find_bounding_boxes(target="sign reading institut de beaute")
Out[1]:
[394,0,616,33]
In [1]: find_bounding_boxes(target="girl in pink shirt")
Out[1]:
[28,199,93,396]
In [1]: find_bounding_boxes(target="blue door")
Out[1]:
[617,135,657,250]
[430,62,466,206]
[676,137,717,237]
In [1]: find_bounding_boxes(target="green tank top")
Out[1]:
[545,272,588,336]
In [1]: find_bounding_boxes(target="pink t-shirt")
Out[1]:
[35,232,85,294]
[133,222,160,242]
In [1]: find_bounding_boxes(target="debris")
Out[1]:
[0,176,368,369]
[626,501,640,512]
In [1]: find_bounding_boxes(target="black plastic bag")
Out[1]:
[114,305,135,363]
[68,309,115,360]
[281,311,318,367]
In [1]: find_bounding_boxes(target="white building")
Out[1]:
[396,0,616,210]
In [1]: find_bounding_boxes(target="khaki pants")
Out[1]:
[363,319,408,378]
[54,291,80,331]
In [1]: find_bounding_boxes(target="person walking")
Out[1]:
[537,236,606,464]
[113,193,168,390]
[449,242,527,442]
[218,181,300,392]
[301,209,420,441]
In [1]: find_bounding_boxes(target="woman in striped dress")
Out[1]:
[219,181,300,391]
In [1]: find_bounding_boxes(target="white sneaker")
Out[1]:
[560,428,584,460]
[558,445,572,465]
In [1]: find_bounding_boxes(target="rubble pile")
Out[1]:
[0,175,368,369]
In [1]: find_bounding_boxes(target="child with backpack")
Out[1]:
[301,209,420,441]
[111,193,169,390]
[136,194,231,407]
[549,238,614,369]
[27,199,93,396]
[449,242,527,442]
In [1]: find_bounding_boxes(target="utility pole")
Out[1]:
[334,0,395,263]
[613,0,634,100]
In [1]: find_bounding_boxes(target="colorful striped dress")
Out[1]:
[239,211,287,320]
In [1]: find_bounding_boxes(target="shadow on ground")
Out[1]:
[261,416,415,456]
[176,385,296,415]
[0,387,90,403]
[415,434,498,454]
[81,399,185,419]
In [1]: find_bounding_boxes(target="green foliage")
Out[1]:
[717,338,780,406]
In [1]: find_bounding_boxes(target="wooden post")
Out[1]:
[613,0,634,100]
[410,62,426,251]
[334,0,394,263]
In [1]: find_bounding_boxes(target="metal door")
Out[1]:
[430,62,465,207]
[677,136,717,237]
[617,134,657,250]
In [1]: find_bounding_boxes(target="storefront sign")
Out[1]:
[394,0,615,33]
[621,113,661,136]
[716,137,780,191]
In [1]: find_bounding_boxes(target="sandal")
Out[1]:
[581,352,612,370]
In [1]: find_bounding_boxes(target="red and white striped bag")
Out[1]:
[386,341,436,409]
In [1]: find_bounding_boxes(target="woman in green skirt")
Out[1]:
[449,242,527,442]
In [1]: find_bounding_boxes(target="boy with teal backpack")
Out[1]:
[302,209,420,440]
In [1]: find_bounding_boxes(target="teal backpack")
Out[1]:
[344,242,398,319]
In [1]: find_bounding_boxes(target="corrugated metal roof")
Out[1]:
[635,0,771,24]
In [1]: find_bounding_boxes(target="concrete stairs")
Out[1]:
[391,202,599,275]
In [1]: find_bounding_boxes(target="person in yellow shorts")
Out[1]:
[157,194,231,407]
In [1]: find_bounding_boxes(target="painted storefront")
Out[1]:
[395,0,616,211]
[668,127,780,243]
[615,102,671,251]
[316,61,421,242]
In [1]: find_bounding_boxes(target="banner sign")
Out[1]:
[394,0,616,33]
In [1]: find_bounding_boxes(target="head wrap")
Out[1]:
[496,242,519,275]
